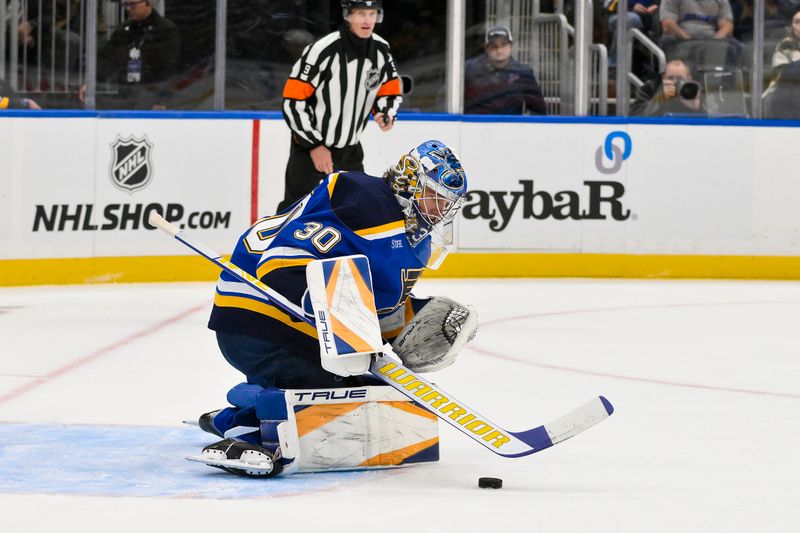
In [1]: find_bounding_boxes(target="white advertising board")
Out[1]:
[361,119,800,256]
[458,122,756,253]
[3,118,97,259]
[2,117,253,260]
[4,115,800,265]
[0,119,16,245]
[258,117,463,216]
[258,119,291,217]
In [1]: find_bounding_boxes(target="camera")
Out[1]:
[676,80,700,100]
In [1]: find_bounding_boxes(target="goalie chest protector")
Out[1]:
[210,172,426,341]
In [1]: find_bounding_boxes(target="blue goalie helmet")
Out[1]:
[385,140,468,269]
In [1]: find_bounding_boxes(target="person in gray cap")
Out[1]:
[464,25,547,115]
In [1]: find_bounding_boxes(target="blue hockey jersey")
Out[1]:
[208,171,425,350]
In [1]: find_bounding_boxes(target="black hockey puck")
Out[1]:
[478,477,503,489]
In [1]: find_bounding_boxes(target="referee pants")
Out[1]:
[277,138,364,212]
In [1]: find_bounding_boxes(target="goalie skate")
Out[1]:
[187,438,282,478]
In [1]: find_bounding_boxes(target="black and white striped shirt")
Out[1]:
[282,26,402,149]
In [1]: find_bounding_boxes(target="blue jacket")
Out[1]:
[464,54,547,115]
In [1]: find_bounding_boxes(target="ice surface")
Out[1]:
[1,279,798,532]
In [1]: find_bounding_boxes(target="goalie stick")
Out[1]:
[149,212,614,458]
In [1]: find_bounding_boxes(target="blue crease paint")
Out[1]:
[0,423,372,499]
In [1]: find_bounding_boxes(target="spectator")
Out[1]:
[768,59,800,118]
[764,8,800,115]
[659,0,740,59]
[463,25,547,115]
[771,7,800,70]
[0,80,42,110]
[163,0,215,72]
[605,0,660,75]
[631,58,706,115]
[277,0,402,212]
[17,0,83,72]
[81,0,180,110]
[734,0,798,41]
[262,0,330,65]
[282,29,316,61]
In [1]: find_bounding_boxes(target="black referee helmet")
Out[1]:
[341,0,384,23]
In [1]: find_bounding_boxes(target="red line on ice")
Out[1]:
[475,302,800,399]
[0,302,208,406]
[471,345,800,398]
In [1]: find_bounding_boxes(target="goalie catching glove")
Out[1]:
[391,296,478,373]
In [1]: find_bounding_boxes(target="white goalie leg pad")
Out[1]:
[278,386,440,473]
[306,256,383,377]
[391,296,478,373]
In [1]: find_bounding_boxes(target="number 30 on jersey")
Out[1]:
[244,212,341,255]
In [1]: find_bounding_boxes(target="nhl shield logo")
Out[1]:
[110,135,153,192]
[365,68,381,90]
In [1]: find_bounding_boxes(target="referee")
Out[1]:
[277,0,402,212]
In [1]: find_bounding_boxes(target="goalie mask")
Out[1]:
[385,140,468,269]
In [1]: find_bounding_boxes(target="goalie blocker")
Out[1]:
[305,255,478,377]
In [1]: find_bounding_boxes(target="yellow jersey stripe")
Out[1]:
[326,172,341,197]
[255,256,315,280]
[0,97,9,110]
[381,325,404,339]
[213,292,317,337]
[354,220,405,238]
